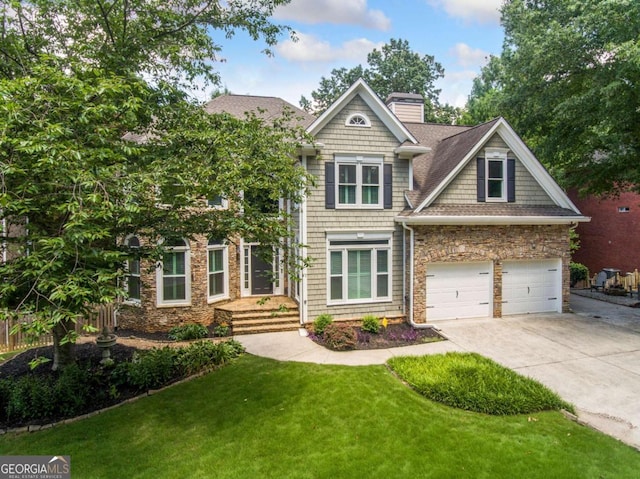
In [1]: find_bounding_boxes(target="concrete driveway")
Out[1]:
[435,293,640,449]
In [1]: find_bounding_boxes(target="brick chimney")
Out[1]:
[386,92,424,123]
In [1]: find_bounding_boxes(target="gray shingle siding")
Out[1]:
[304,94,407,320]
[433,134,555,206]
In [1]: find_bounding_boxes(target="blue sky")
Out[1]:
[205,0,505,108]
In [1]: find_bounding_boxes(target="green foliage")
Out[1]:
[301,38,458,124]
[570,262,589,287]
[1,356,638,478]
[212,324,230,337]
[0,61,312,369]
[0,339,245,426]
[0,0,293,84]
[388,353,574,415]
[124,348,179,391]
[168,323,208,341]
[323,323,357,351]
[361,315,380,334]
[313,314,333,335]
[495,0,640,194]
[176,340,244,376]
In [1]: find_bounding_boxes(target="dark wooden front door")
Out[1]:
[251,246,273,295]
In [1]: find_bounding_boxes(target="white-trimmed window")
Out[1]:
[124,235,141,304]
[345,113,371,127]
[336,155,383,208]
[157,238,191,306]
[485,148,508,202]
[207,195,228,209]
[207,238,228,301]
[327,233,391,304]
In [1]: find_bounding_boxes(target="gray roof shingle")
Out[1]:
[203,94,316,129]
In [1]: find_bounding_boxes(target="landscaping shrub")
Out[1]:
[176,340,245,376]
[53,364,95,417]
[0,339,246,427]
[212,324,230,337]
[323,323,357,351]
[388,352,574,415]
[361,315,380,334]
[313,314,333,335]
[570,262,589,287]
[125,347,179,391]
[168,323,208,341]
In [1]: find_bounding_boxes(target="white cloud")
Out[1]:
[436,70,477,107]
[428,0,502,25]
[276,33,383,63]
[274,0,391,31]
[450,43,489,68]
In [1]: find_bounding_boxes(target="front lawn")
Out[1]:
[0,355,638,478]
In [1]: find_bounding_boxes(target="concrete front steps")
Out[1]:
[214,296,300,335]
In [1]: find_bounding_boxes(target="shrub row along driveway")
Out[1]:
[435,294,640,449]
[239,293,640,449]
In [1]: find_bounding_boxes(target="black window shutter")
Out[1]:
[325,162,335,209]
[476,158,486,202]
[507,158,516,202]
[383,164,393,209]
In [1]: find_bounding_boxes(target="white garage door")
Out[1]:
[426,262,492,320]
[502,259,562,315]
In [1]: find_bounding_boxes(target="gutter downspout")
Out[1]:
[300,155,308,325]
[402,221,433,329]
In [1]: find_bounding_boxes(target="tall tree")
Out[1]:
[0,0,312,370]
[461,55,504,125]
[300,38,459,124]
[496,0,640,195]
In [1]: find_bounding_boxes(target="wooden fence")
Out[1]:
[0,303,116,354]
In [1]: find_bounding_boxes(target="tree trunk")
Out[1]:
[52,319,76,371]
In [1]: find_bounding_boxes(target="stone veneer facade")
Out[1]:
[410,224,571,324]
[117,234,240,332]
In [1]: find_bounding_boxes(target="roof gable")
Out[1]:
[414,117,581,213]
[307,78,418,144]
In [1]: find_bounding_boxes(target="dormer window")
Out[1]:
[477,147,515,203]
[345,113,371,127]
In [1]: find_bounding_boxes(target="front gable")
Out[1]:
[307,78,419,145]
[433,133,556,206]
[415,118,581,214]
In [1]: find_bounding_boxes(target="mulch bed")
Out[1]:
[311,322,444,350]
[0,343,138,379]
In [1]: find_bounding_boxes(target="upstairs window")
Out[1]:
[345,113,371,127]
[335,155,383,208]
[477,148,515,203]
[487,158,506,201]
[207,195,228,209]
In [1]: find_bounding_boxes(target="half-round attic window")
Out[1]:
[345,113,371,127]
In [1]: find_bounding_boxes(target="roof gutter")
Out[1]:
[395,215,591,226]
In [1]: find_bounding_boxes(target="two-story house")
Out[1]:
[118,79,588,333]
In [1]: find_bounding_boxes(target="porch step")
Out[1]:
[215,296,300,335]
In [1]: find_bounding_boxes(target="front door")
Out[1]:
[251,246,274,295]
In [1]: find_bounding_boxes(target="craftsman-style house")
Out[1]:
[117,79,588,333]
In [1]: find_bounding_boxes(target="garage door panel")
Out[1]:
[502,259,561,315]
[426,263,492,321]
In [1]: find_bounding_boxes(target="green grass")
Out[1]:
[0,355,638,478]
[388,352,574,415]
